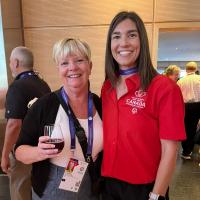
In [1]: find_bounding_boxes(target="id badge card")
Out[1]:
[59,158,88,192]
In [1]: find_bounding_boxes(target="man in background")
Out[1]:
[1,46,51,200]
[177,61,200,160]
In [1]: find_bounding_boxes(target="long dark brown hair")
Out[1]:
[105,11,157,90]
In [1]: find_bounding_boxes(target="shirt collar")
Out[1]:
[15,70,34,80]
[125,73,140,91]
[187,72,196,75]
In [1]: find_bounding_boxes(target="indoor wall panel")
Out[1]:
[1,0,22,28]
[22,0,153,27]
[3,29,23,58]
[3,29,23,83]
[155,0,200,22]
[144,24,153,53]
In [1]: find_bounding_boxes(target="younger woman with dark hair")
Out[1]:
[101,11,186,200]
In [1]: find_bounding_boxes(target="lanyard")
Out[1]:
[61,87,94,156]
[18,71,36,80]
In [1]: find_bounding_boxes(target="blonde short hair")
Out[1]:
[164,65,180,76]
[186,61,198,71]
[52,38,91,64]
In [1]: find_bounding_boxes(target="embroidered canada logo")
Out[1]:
[126,90,146,114]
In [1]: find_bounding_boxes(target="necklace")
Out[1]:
[119,67,138,75]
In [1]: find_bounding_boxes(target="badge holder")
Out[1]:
[59,158,88,192]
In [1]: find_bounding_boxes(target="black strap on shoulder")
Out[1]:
[54,89,90,162]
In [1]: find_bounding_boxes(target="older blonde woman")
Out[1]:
[163,65,181,82]
[15,38,103,200]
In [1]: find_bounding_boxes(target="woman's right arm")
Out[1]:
[15,94,60,164]
[15,136,59,164]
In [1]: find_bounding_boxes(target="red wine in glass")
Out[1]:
[45,138,64,153]
[44,124,65,153]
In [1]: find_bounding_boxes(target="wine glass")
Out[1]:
[44,124,65,153]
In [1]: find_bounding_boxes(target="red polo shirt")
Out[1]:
[101,74,186,184]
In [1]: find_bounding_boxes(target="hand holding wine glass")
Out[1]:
[43,124,65,153]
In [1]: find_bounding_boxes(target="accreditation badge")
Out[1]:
[59,158,88,192]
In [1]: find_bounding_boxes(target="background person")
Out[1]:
[163,64,181,82]
[101,11,186,200]
[1,46,51,200]
[177,61,200,159]
[15,38,103,200]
